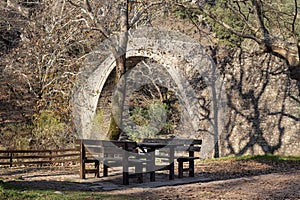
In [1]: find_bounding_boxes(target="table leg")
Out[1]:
[123,151,129,185]
[169,147,175,180]
[149,150,155,182]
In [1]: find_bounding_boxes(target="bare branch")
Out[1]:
[68,0,111,39]
[292,0,298,34]
[84,0,93,14]
[141,60,164,101]
[6,0,29,17]
[251,0,270,46]
[292,0,300,66]
[129,1,164,28]
[67,0,80,8]
[182,6,214,44]
[227,1,257,35]
[91,27,110,39]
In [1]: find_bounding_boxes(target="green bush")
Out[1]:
[0,123,32,150]
[32,110,68,149]
[201,1,246,47]
[91,110,106,139]
[126,102,171,140]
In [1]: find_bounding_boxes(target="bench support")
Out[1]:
[177,139,202,178]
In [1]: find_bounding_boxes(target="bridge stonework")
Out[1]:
[72,28,300,158]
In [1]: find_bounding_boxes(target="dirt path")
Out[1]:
[110,170,300,199]
[1,157,299,199]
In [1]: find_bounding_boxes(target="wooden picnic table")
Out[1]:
[78,138,201,184]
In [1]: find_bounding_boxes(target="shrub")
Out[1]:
[126,102,170,140]
[32,110,68,149]
[0,123,32,150]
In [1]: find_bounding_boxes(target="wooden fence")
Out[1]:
[0,148,80,167]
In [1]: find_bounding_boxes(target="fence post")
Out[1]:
[49,150,52,164]
[9,152,13,167]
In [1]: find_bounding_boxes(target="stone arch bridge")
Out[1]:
[72,28,226,158]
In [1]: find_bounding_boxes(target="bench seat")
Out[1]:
[139,138,202,179]
[176,139,202,178]
[76,139,143,185]
[177,156,200,162]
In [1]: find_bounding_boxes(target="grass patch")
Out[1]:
[245,154,300,162]
[200,154,300,163]
[0,182,135,200]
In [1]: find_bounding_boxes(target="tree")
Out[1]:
[108,0,129,140]
[0,0,167,146]
[0,0,105,148]
[2,0,97,114]
[179,0,300,81]
[68,0,166,140]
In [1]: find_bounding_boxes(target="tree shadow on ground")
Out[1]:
[0,157,299,193]
[198,156,300,182]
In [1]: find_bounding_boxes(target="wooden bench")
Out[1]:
[176,139,202,178]
[75,139,100,178]
[76,139,143,185]
[138,138,175,181]
[140,138,202,178]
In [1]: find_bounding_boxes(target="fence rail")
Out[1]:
[0,148,80,167]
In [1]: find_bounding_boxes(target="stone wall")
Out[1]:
[220,49,300,156]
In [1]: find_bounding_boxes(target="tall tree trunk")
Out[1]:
[107,0,129,140]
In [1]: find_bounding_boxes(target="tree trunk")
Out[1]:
[254,35,300,81]
[269,40,300,81]
[107,0,129,140]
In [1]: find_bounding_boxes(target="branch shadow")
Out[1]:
[1,156,299,194]
[223,51,300,156]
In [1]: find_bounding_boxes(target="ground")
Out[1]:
[0,156,299,199]
[116,171,300,200]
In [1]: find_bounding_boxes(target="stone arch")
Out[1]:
[72,28,226,157]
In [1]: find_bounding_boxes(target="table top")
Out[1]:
[137,142,182,148]
[137,142,166,148]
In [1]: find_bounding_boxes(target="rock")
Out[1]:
[54,191,64,195]
[89,185,103,191]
